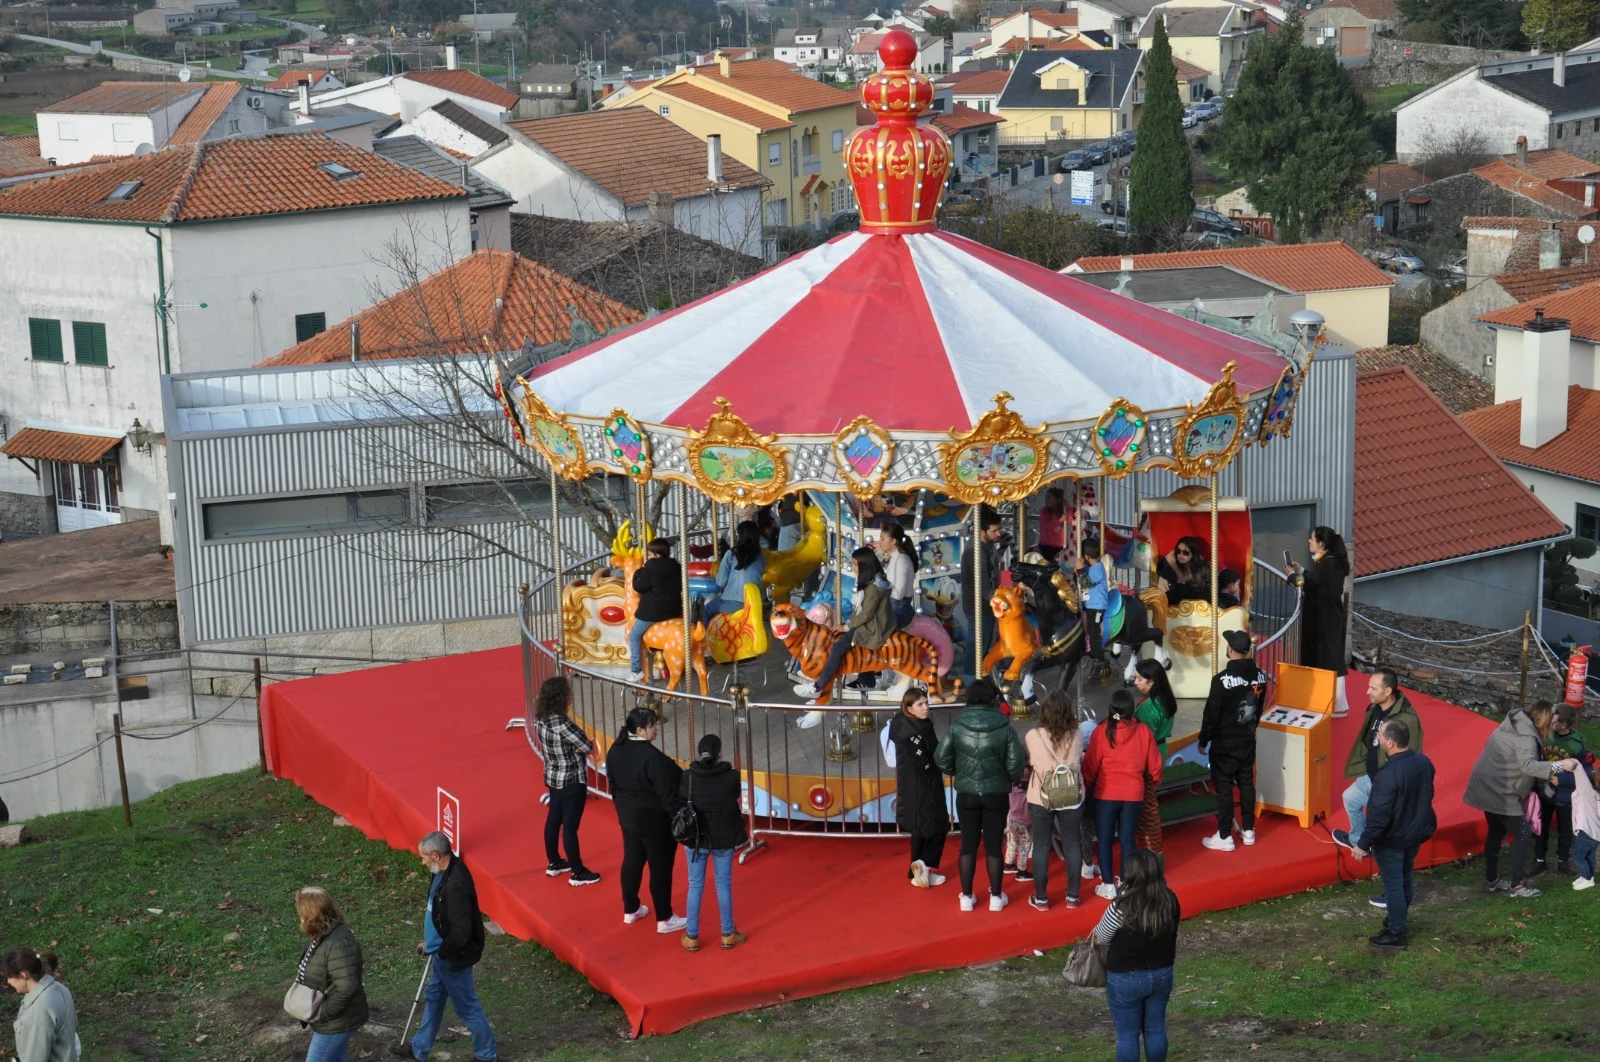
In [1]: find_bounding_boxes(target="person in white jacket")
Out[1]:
[3,948,79,1062]
[1572,765,1599,891]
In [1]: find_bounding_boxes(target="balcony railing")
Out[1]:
[801,154,822,175]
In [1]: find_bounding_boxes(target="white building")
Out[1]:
[773,27,850,68]
[384,99,509,159]
[311,54,518,129]
[36,82,208,165]
[474,108,768,258]
[0,134,472,540]
[1396,50,1600,165]
[847,31,949,76]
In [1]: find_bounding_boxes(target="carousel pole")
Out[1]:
[1130,473,1143,590]
[1015,495,1026,555]
[678,479,695,743]
[834,496,847,703]
[550,464,565,662]
[971,502,984,682]
[1209,473,1220,675]
[1098,475,1108,554]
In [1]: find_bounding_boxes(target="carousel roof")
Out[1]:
[528,227,1288,434]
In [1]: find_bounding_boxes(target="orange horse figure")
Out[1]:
[611,521,708,697]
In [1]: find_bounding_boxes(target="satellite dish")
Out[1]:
[1581,225,1596,246]
[178,66,192,83]
[133,143,154,156]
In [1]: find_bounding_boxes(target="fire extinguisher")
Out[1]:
[1565,646,1592,709]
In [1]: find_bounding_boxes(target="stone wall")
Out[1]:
[1419,278,1509,380]
[0,491,50,537]
[0,599,180,656]
[1397,171,1570,239]
[1362,38,1522,88]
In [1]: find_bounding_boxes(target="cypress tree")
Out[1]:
[1128,16,1194,243]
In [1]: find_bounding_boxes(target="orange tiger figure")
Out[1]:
[611,521,709,697]
[769,603,940,706]
[981,584,1038,684]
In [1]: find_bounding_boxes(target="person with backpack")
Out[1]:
[676,734,747,952]
[1198,630,1268,853]
[1025,691,1087,910]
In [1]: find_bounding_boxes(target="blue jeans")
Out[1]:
[1373,844,1417,936]
[685,847,736,937]
[1095,798,1140,883]
[1343,774,1372,846]
[1106,966,1174,1062]
[703,597,735,619]
[627,618,652,673]
[1576,831,1597,879]
[891,598,914,629]
[412,959,497,1062]
[305,1031,356,1062]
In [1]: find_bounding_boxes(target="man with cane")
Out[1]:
[391,831,498,1061]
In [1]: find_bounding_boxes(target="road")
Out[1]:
[14,33,271,81]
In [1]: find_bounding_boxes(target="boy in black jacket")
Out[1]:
[1198,630,1268,854]
[629,538,683,682]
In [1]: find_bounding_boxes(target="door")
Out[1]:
[1341,26,1368,59]
[53,460,121,532]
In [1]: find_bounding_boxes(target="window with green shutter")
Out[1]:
[72,321,108,367]
[294,312,327,343]
[28,318,63,362]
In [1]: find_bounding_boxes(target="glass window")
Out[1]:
[1050,115,1063,131]
[28,317,64,362]
[426,480,548,524]
[203,490,408,540]
[294,312,327,343]
[658,103,671,116]
[768,141,781,166]
[1578,503,1600,544]
[832,128,844,152]
[72,321,108,366]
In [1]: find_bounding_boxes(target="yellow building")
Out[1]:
[607,57,860,232]
[995,49,1144,144]
[1137,2,1268,97]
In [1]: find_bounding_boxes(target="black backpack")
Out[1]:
[671,769,702,848]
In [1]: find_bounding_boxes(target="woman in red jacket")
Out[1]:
[1083,690,1163,900]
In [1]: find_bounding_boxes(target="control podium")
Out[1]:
[1255,663,1337,828]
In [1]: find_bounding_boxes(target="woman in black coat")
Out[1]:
[889,688,951,889]
[1289,525,1351,716]
[678,733,748,951]
[605,705,684,934]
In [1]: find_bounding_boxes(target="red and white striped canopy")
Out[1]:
[529,229,1288,435]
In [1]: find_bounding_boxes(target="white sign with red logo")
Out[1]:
[437,787,461,855]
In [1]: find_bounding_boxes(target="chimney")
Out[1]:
[349,320,361,362]
[1515,134,1528,167]
[1520,308,1571,448]
[1120,255,1135,271]
[707,133,723,182]
[648,190,675,226]
[445,44,458,70]
[297,81,311,116]
[1554,51,1566,87]
[1540,224,1561,269]
[718,53,732,77]
[1026,11,1033,41]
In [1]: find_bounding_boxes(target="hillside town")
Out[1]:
[1,0,1599,1059]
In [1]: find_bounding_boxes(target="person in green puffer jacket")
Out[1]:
[292,886,369,1062]
[935,679,1026,913]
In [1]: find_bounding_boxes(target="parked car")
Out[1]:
[1182,107,1200,129]
[1386,252,1426,273]
[1195,98,1224,120]
[1186,230,1235,248]
[1098,217,1133,235]
[1083,142,1111,165]
[1117,130,1138,153]
[1058,150,1090,172]
[1190,208,1245,236]
[1441,256,1467,277]
[828,211,860,233]
[1100,197,1128,216]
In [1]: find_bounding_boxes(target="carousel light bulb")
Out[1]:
[604,427,614,436]
[613,448,622,457]
[1116,460,1126,469]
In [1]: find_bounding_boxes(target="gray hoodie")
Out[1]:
[1462,710,1555,818]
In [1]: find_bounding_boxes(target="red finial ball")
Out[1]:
[878,27,918,69]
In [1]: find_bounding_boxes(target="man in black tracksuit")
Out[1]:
[1198,629,1269,853]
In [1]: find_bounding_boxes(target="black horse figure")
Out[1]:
[1010,559,1168,689]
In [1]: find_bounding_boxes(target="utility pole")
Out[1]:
[473,0,481,73]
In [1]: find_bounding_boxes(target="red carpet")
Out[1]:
[264,653,1493,1036]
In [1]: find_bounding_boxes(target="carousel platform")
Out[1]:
[265,649,1496,1037]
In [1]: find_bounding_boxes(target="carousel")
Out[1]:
[500,30,1319,847]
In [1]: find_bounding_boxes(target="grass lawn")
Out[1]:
[4,767,1599,1060]
[1366,82,1429,114]
[0,114,34,136]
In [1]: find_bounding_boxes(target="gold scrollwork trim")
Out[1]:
[1173,363,1246,479]
[832,415,895,499]
[1090,398,1149,481]
[515,385,588,480]
[684,397,791,506]
[938,392,1050,504]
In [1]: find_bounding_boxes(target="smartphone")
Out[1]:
[1282,549,1294,569]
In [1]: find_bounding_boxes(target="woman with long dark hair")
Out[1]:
[1131,660,1177,857]
[3,949,78,1062]
[800,546,896,703]
[934,678,1027,912]
[1083,689,1162,899]
[1156,535,1210,606]
[1025,690,1086,909]
[1090,849,1181,1062]
[604,705,686,933]
[706,520,766,619]
[1289,525,1351,715]
[679,734,748,951]
[879,522,920,630]
[890,687,950,888]
[534,676,599,886]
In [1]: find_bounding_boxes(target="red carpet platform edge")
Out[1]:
[263,648,1494,1036]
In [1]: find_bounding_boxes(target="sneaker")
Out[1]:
[989,891,1010,912]
[1202,832,1236,852]
[1066,895,1081,908]
[796,709,823,729]
[794,683,821,699]
[1574,878,1595,891]
[1507,884,1543,900]
[1003,863,1018,876]
[846,675,876,691]
[1094,882,1117,900]
[1028,895,1050,912]
[910,860,929,888]
[1368,895,1387,909]
[721,930,747,949]
[1241,829,1257,847]
[1082,862,1099,880]
[623,905,650,925]
[959,893,977,912]
[545,859,572,877]
[926,869,946,887]
[1483,878,1510,893]
[681,934,700,952]
[1015,869,1035,883]
[627,671,645,684]
[1331,829,1355,851]
[568,868,601,887]
[1368,928,1407,950]
[657,914,688,934]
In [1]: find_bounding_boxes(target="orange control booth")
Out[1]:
[1256,662,1337,828]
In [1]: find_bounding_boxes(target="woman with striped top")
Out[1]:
[1090,849,1180,1062]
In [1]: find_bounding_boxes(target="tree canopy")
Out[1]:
[1522,0,1598,52]
[1128,16,1193,242]
[1396,0,1527,47]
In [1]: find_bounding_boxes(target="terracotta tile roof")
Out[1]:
[1462,215,1543,231]
[510,109,765,208]
[0,427,122,464]
[1171,57,1211,81]
[654,81,793,132]
[402,69,518,110]
[1354,367,1566,577]
[40,81,201,115]
[428,99,508,147]
[0,135,51,178]
[1471,155,1600,216]
[1041,35,1100,49]
[932,102,1006,134]
[1506,148,1600,181]
[1069,241,1393,292]
[0,134,465,224]
[1032,11,1080,27]
[1365,162,1426,193]
[260,249,641,365]
[267,70,322,90]
[950,68,1011,95]
[1459,386,1600,485]
[1325,0,1399,19]
[1353,344,1493,415]
[1496,261,1600,303]
[683,59,856,115]
[167,82,240,146]
[1477,278,1600,341]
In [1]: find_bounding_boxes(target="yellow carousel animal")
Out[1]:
[762,501,826,604]
[612,522,709,696]
[981,585,1038,685]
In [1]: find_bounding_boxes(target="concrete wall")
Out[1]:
[1507,466,1600,581]
[1492,327,1600,402]
[1305,287,1392,351]
[1419,279,1507,381]
[1354,546,1544,630]
[1543,606,1599,647]
[474,136,628,225]
[1396,70,1549,164]
[36,96,200,164]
